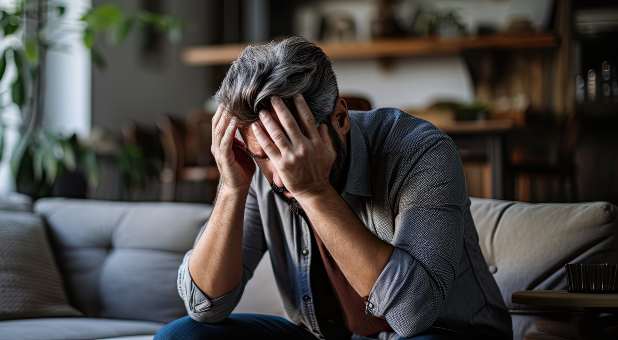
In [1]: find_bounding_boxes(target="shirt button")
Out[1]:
[302,248,309,256]
[489,265,498,274]
[303,295,311,302]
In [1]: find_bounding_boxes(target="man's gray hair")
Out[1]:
[215,36,339,123]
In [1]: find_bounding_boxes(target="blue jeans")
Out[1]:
[154,313,457,340]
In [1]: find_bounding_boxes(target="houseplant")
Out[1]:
[0,0,180,198]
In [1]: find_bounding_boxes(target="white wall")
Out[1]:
[91,0,208,132]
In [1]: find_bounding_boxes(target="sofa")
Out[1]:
[0,197,616,340]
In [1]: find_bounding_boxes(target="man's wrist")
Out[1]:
[218,184,250,199]
[294,183,337,206]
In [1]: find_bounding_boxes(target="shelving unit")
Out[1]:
[182,33,559,66]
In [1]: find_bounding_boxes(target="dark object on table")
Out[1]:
[319,13,357,42]
[372,0,407,38]
[476,23,498,36]
[410,7,467,37]
[428,100,489,121]
[504,17,536,34]
[566,263,618,293]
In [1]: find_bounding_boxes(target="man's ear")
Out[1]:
[329,97,350,135]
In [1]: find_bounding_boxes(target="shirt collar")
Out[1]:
[342,116,372,197]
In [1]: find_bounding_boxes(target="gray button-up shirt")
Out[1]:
[177,108,513,339]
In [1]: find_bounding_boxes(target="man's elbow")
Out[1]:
[385,290,444,338]
[186,306,232,324]
[389,306,440,338]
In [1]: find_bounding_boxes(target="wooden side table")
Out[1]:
[512,290,618,340]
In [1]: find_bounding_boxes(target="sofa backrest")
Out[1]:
[33,197,618,337]
[34,198,212,324]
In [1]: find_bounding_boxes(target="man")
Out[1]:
[155,36,512,340]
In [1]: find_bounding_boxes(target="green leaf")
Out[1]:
[83,27,95,49]
[33,148,44,181]
[0,48,8,81]
[0,12,21,36]
[25,38,39,65]
[11,73,25,108]
[90,47,106,69]
[114,16,135,44]
[81,151,98,187]
[10,49,27,108]
[43,153,59,185]
[82,4,123,31]
[55,5,66,17]
[62,143,77,171]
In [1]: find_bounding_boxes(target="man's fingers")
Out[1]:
[259,109,292,152]
[271,96,303,144]
[212,104,224,136]
[251,122,281,161]
[319,123,331,145]
[220,117,237,156]
[215,113,231,147]
[293,94,319,140]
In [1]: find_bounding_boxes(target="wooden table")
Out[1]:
[512,290,618,340]
[436,120,514,199]
[513,290,618,310]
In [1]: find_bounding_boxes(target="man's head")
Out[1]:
[215,36,350,198]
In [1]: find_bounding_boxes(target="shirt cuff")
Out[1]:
[177,250,243,319]
[365,247,416,317]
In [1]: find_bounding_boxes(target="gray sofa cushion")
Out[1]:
[0,317,162,340]
[34,199,212,324]
[0,210,81,320]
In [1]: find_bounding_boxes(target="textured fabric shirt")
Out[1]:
[177,108,513,339]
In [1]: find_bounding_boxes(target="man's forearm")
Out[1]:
[188,186,248,298]
[296,186,394,297]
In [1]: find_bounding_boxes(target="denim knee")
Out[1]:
[154,316,206,340]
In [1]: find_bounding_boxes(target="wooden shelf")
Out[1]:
[182,33,559,66]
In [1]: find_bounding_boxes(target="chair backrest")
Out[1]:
[121,122,163,162]
[185,110,215,167]
[158,114,186,175]
[342,95,372,111]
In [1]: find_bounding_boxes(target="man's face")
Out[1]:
[238,111,294,198]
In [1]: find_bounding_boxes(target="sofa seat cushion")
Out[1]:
[0,210,81,320]
[0,317,162,340]
[34,199,212,324]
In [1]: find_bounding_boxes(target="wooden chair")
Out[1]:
[120,122,164,200]
[158,112,219,202]
[508,114,579,202]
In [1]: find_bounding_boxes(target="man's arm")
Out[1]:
[299,138,466,337]
[178,184,266,323]
[188,186,249,299]
[177,104,264,323]
[295,187,393,297]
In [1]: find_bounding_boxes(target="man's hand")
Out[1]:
[251,95,336,199]
[212,104,256,193]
